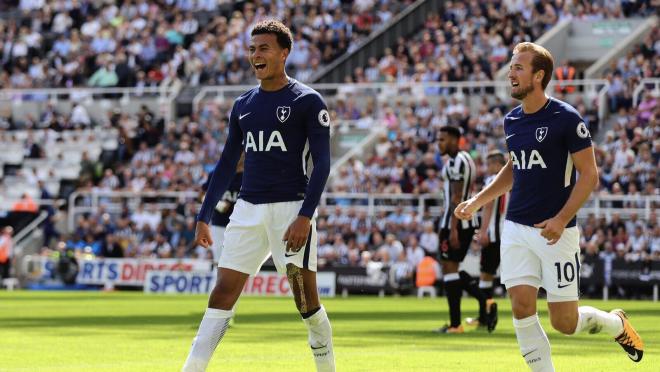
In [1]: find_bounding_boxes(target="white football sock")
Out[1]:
[513,314,555,372]
[572,306,624,337]
[303,306,335,372]
[478,280,493,289]
[182,308,233,372]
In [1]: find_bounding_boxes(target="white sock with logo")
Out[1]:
[303,306,335,372]
[571,306,623,337]
[513,314,555,372]
[182,308,233,372]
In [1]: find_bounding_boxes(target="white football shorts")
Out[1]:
[500,219,581,302]
[209,225,226,263]
[219,199,318,275]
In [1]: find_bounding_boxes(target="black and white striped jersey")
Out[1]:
[440,150,478,230]
[484,175,509,242]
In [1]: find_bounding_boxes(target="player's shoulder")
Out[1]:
[504,105,523,122]
[289,79,326,105]
[233,86,260,107]
[548,97,582,121]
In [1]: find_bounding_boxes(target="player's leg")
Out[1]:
[182,268,248,372]
[541,227,643,362]
[477,241,500,332]
[501,221,554,371]
[210,225,239,325]
[287,265,335,372]
[183,201,269,372]
[269,202,335,372]
[436,229,461,332]
[454,228,488,327]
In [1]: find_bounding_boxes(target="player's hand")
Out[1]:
[478,230,490,246]
[283,216,311,252]
[194,221,213,248]
[534,216,567,245]
[454,197,480,220]
[449,229,460,250]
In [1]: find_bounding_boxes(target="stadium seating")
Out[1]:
[0,0,408,88]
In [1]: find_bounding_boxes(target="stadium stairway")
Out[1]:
[311,0,441,84]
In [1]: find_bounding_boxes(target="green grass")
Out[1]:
[0,292,657,371]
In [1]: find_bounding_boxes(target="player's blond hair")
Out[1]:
[512,42,554,90]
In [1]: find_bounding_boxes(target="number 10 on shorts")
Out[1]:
[554,262,576,288]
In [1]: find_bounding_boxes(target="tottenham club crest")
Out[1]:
[536,127,548,143]
[276,106,291,123]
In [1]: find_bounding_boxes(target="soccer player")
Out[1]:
[455,42,643,370]
[435,126,494,334]
[182,20,335,372]
[466,150,508,332]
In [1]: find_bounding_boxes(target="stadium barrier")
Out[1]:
[19,255,658,301]
[67,190,659,231]
[193,80,610,122]
[0,85,180,124]
[632,78,660,107]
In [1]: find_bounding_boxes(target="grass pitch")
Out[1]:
[0,291,657,371]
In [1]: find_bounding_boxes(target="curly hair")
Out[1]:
[251,19,293,51]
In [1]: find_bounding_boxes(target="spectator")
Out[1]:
[0,227,13,279]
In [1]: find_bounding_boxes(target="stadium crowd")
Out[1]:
[343,1,655,84]
[0,0,405,89]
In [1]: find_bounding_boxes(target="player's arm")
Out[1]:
[284,95,331,251]
[535,145,598,244]
[194,106,243,247]
[455,160,512,220]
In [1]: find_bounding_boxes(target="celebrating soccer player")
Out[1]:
[182,20,335,372]
[455,42,643,371]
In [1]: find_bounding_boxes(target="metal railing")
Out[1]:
[0,85,181,123]
[67,190,199,231]
[193,79,610,122]
[319,193,658,221]
[632,78,660,107]
[67,190,658,231]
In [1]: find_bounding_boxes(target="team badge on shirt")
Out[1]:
[276,106,291,123]
[536,127,548,142]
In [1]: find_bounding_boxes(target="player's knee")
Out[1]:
[511,298,536,319]
[550,313,578,335]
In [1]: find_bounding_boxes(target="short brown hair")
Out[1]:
[512,42,554,90]
[251,19,293,52]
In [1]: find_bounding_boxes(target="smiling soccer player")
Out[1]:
[182,20,335,372]
[454,42,644,371]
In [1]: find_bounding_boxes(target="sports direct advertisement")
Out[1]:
[145,270,336,297]
[31,256,211,286]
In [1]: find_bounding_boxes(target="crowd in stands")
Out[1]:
[0,0,406,89]
[344,1,655,84]
[606,26,659,113]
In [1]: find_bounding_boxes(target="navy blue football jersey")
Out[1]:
[504,97,592,228]
[198,79,331,224]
